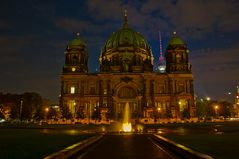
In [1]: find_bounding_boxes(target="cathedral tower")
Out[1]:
[63,33,88,73]
[166,32,191,73]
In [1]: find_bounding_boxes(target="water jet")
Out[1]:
[122,102,132,132]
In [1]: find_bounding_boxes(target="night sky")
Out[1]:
[1,0,239,103]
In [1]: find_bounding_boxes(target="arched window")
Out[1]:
[118,87,136,98]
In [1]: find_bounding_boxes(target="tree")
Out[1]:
[196,100,207,117]
[0,105,4,119]
[47,107,58,119]
[61,105,72,119]
[165,108,172,118]
[218,101,233,117]
[76,107,85,119]
[182,109,190,119]
[21,92,43,120]
[0,92,44,120]
[91,106,101,121]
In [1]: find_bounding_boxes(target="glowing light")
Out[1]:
[70,86,75,94]
[72,67,76,72]
[66,129,79,135]
[136,124,144,132]
[206,97,211,101]
[122,123,132,132]
[101,126,106,132]
[45,108,49,112]
[0,119,5,123]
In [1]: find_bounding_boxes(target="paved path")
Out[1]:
[77,134,181,159]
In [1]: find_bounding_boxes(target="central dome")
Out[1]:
[100,13,154,73]
[102,26,151,55]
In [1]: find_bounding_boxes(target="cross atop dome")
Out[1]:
[76,32,80,37]
[123,9,128,28]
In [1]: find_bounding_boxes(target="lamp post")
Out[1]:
[206,97,211,117]
[45,107,49,121]
[214,105,219,117]
[73,102,76,119]
[20,100,23,121]
[157,107,161,118]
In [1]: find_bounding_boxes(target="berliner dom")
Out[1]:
[60,12,195,122]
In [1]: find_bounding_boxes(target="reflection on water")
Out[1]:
[176,127,187,135]
[147,125,225,136]
[39,123,230,136]
[147,127,187,135]
[40,129,87,135]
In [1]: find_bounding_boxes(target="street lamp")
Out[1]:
[45,107,49,121]
[206,97,211,101]
[20,100,23,121]
[214,105,219,117]
[157,107,161,118]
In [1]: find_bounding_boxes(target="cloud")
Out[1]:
[191,47,239,72]
[87,0,124,21]
[191,45,239,99]
[0,35,35,65]
[55,17,118,35]
[86,0,170,40]
[85,0,238,41]
[141,0,239,39]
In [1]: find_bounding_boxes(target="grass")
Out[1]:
[149,122,239,159]
[0,128,94,159]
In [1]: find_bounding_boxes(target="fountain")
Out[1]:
[122,102,132,132]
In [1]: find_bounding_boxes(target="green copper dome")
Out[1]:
[68,33,86,47]
[168,32,185,46]
[103,27,150,52]
[99,12,154,72]
[101,16,152,56]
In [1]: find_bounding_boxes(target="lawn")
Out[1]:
[0,128,94,159]
[154,122,239,159]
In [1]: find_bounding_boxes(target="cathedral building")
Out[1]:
[60,14,196,121]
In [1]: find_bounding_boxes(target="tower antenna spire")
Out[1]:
[123,9,128,27]
[159,31,164,63]
[157,30,166,73]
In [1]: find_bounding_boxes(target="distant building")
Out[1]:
[59,13,195,120]
[235,85,239,117]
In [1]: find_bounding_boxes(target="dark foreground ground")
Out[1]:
[1,121,239,159]
[77,134,179,159]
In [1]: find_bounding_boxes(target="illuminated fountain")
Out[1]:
[122,102,132,132]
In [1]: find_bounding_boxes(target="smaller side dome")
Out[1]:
[68,32,86,47]
[168,32,185,46]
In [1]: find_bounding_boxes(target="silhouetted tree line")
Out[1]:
[0,92,49,120]
[196,99,234,118]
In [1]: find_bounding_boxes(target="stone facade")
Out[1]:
[60,16,196,121]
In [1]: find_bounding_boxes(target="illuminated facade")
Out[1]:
[59,14,195,120]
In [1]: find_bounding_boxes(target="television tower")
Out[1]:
[158,31,166,73]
